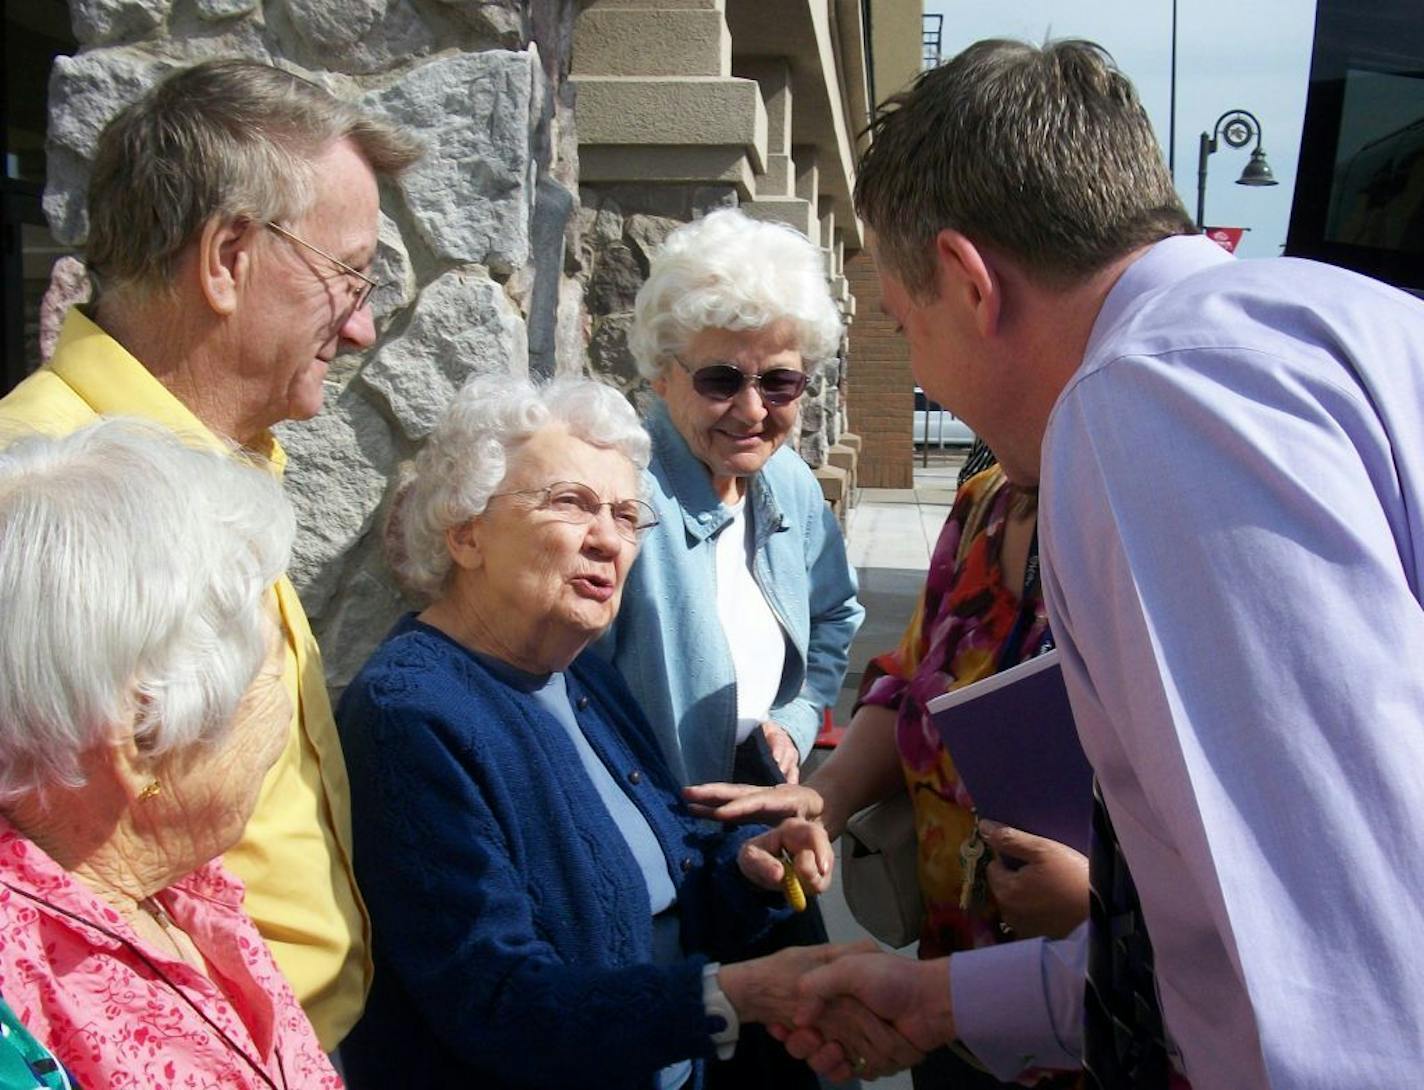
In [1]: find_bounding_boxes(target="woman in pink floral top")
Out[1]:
[0,421,339,1090]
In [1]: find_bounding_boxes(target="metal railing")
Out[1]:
[922,13,943,70]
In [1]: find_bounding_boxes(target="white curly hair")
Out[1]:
[628,208,844,379]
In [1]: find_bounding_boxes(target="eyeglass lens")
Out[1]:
[542,482,657,541]
[690,365,808,405]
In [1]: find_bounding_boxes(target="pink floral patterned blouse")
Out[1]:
[0,820,341,1090]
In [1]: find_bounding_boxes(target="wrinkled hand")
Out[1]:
[738,817,833,896]
[762,722,801,784]
[683,781,825,824]
[719,942,873,1028]
[771,993,926,1082]
[980,820,1089,940]
[791,951,956,1065]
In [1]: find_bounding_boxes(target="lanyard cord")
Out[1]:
[996,524,1054,671]
[0,880,287,1090]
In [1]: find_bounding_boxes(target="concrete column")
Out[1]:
[794,146,819,204]
[737,59,818,238]
[734,58,793,194]
[574,0,730,77]
[573,0,767,198]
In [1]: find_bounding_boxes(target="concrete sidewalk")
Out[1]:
[808,449,967,1088]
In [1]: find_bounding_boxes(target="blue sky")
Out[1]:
[923,1,1319,258]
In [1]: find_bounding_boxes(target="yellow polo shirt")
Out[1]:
[0,309,372,1050]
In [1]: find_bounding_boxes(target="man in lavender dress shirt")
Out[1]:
[787,37,1424,1088]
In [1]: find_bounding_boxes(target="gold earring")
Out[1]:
[137,781,162,803]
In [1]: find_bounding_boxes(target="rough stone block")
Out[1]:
[431,0,528,46]
[285,0,439,74]
[310,557,411,692]
[585,239,642,313]
[369,213,417,327]
[588,311,640,390]
[39,257,92,363]
[70,0,171,45]
[193,0,257,17]
[620,213,675,272]
[195,0,257,18]
[274,389,396,616]
[555,275,588,373]
[44,49,174,244]
[359,268,529,441]
[366,50,541,273]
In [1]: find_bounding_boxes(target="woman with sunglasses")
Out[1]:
[597,209,864,1090]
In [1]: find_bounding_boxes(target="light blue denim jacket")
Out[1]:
[596,401,864,785]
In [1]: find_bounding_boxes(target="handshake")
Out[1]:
[715,940,954,1082]
[714,788,958,1083]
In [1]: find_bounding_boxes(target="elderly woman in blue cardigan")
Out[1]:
[337,375,920,1090]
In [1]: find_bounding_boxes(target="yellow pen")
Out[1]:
[780,849,807,912]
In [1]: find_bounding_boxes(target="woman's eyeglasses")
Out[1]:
[674,357,809,406]
[488,481,659,543]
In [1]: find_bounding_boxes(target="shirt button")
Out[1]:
[576,696,590,710]
[681,857,693,873]
[627,769,643,785]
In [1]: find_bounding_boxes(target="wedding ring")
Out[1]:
[852,1055,868,1075]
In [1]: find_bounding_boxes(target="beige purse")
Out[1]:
[841,791,923,949]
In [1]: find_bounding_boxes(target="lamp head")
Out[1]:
[1236,147,1279,187]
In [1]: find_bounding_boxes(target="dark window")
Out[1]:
[3,0,78,394]
[1286,0,1424,293]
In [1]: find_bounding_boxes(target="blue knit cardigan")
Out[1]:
[337,616,785,1090]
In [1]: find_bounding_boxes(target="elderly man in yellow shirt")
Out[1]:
[0,59,421,1051]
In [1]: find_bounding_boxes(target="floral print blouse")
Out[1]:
[0,819,340,1090]
[859,465,1051,960]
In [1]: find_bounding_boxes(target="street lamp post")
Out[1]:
[1196,109,1279,230]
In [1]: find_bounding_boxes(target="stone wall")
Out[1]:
[46,0,582,688]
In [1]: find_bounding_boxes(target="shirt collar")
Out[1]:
[1086,234,1234,360]
[645,399,787,543]
[50,308,287,475]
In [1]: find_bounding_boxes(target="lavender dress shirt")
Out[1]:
[952,235,1424,1088]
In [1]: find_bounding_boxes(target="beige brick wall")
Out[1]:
[845,251,913,488]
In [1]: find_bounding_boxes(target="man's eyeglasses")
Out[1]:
[488,481,660,543]
[673,357,809,406]
[266,222,379,313]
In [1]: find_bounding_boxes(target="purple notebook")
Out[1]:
[925,650,1094,857]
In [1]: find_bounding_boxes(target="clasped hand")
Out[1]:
[720,942,928,1082]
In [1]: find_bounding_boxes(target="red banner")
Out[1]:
[1204,226,1245,253]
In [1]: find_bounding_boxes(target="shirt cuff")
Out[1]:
[771,699,819,759]
[950,927,1085,1080]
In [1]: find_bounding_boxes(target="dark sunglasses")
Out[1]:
[674,357,809,406]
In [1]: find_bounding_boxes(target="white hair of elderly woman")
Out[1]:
[628,207,844,380]
[0,418,294,803]
[389,373,651,602]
